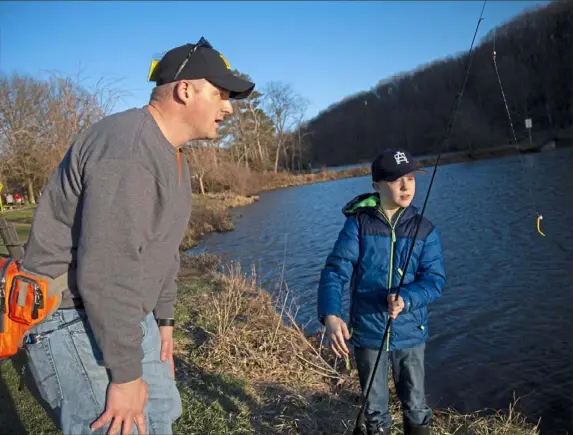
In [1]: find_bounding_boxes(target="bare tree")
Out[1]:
[263,81,309,172]
[0,71,126,203]
[0,74,49,202]
[219,72,275,171]
[186,139,224,195]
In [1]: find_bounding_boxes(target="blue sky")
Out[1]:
[1,1,548,120]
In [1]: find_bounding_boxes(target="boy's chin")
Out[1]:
[395,198,413,208]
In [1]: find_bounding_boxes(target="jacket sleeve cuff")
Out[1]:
[110,361,143,384]
[153,301,175,320]
[400,290,413,313]
[319,311,342,325]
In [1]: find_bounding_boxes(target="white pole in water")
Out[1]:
[525,118,533,147]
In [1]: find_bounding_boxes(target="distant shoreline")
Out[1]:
[186,137,567,249]
[326,136,567,173]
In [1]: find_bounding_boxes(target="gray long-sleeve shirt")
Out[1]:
[21,106,192,383]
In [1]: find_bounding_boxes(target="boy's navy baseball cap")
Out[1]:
[372,148,427,182]
[148,37,255,100]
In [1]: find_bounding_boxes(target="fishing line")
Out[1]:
[492,30,572,253]
[352,2,488,433]
[492,29,546,237]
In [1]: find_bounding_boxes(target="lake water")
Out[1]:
[191,148,573,434]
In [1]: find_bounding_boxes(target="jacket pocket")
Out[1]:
[391,308,426,345]
[350,291,387,338]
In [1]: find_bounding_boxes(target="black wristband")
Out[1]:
[157,318,175,327]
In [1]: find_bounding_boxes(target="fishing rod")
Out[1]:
[352,2,488,433]
[491,29,546,238]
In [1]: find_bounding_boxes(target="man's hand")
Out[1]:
[387,294,405,319]
[325,315,350,358]
[91,377,148,435]
[159,326,175,378]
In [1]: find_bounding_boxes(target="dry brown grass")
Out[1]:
[191,159,371,197]
[190,262,340,391]
[254,166,371,193]
[173,256,541,434]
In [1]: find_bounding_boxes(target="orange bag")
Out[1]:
[0,258,63,359]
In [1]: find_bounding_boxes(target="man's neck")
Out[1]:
[146,103,194,148]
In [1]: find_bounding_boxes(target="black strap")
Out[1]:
[157,318,175,327]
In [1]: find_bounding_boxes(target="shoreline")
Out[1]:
[188,141,565,248]
[173,254,543,433]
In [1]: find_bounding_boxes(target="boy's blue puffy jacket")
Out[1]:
[317,193,446,351]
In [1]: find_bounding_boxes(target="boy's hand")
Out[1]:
[387,294,405,319]
[324,315,350,358]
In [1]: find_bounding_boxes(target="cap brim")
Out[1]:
[207,74,255,99]
[378,167,427,182]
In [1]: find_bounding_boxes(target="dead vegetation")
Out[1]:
[173,254,542,434]
[194,263,340,391]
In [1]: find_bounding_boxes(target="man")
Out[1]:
[20,37,254,434]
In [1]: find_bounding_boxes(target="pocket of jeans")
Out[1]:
[68,316,105,365]
[140,317,148,340]
[25,336,64,408]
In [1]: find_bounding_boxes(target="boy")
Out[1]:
[317,148,446,435]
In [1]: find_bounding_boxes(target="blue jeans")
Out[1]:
[354,344,431,430]
[24,309,182,434]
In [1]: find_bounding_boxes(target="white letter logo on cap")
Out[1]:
[394,151,409,165]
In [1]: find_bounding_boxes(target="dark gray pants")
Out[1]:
[354,344,431,430]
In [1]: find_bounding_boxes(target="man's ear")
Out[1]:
[174,81,191,104]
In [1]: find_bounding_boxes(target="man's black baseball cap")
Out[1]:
[148,37,255,100]
[372,148,427,182]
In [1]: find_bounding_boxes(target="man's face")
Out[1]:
[182,80,233,140]
[374,172,416,208]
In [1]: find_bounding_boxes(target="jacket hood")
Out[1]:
[342,192,419,221]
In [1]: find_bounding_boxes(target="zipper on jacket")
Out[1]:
[0,274,5,333]
[379,207,405,352]
[0,259,11,333]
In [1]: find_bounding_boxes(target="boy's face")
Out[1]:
[373,172,416,209]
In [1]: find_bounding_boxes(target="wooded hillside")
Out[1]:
[300,0,572,167]
[1,1,570,201]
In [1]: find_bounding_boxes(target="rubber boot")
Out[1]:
[403,422,430,435]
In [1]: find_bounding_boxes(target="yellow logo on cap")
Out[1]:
[219,54,231,70]
[147,59,159,82]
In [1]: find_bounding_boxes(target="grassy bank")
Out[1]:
[1,253,541,434]
[171,255,541,434]
[0,207,35,257]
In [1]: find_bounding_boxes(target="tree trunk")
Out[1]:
[282,145,289,171]
[26,178,36,204]
[273,144,281,173]
[199,173,205,195]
